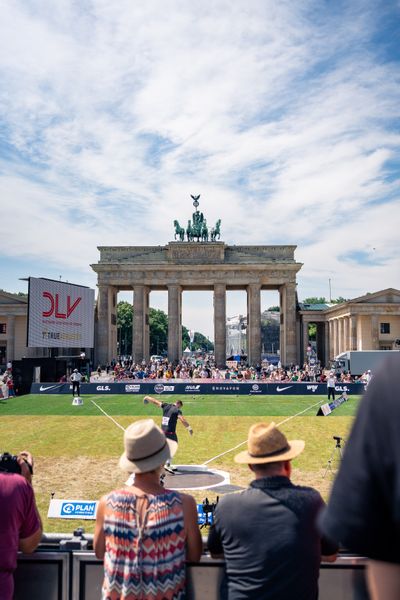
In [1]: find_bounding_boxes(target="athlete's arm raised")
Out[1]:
[143,395,162,408]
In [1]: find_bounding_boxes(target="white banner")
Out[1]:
[28,278,94,348]
[48,499,98,519]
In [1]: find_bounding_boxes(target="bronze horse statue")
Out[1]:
[173,220,185,241]
[210,219,221,241]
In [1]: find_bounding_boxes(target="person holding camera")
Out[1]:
[0,451,42,600]
[207,422,337,600]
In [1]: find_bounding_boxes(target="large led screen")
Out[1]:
[27,278,95,348]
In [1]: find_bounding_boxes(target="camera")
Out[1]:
[0,452,33,475]
[202,497,219,514]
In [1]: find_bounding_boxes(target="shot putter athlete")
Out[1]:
[143,396,193,473]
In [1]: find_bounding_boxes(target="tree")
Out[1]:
[116,302,213,357]
[331,296,349,304]
[182,327,214,352]
[149,308,168,355]
[302,297,327,305]
[117,301,133,356]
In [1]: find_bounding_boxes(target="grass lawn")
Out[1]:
[0,393,360,533]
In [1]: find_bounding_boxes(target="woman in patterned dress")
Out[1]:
[94,419,202,600]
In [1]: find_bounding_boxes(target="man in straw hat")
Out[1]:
[207,422,337,600]
[94,419,202,600]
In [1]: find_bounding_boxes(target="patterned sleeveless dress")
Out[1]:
[101,488,186,600]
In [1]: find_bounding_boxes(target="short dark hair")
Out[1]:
[176,400,183,407]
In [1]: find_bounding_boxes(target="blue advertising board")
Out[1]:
[31,381,365,395]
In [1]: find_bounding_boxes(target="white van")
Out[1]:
[150,355,164,362]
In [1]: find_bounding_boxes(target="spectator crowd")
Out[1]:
[92,355,370,385]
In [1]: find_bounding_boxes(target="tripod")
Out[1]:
[323,437,344,478]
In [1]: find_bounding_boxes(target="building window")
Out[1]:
[380,323,390,334]
[0,324,6,334]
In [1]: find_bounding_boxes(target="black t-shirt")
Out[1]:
[208,476,337,600]
[321,354,400,563]
[161,403,182,434]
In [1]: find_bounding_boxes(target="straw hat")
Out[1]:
[119,419,177,474]
[235,422,305,464]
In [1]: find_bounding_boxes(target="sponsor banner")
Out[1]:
[32,382,365,395]
[125,384,141,393]
[317,393,349,417]
[28,277,95,348]
[48,499,98,519]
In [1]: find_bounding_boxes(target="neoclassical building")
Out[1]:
[298,288,400,366]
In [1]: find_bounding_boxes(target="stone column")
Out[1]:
[343,316,349,352]
[133,285,145,363]
[333,319,339,357]
[371,314,379,349]
[279,286,286,364]
[168,284,182,363]
[97,285,112,366]
[282,282,297,365]
[324,323,330,368]
[302,320,309,365]
[246,284,261,366]
[214,284,226,368]
[6,316,15,362]
[338,318,344,354]
[143,288,150,362]
[350,315,357,350]
[328,320,334,361]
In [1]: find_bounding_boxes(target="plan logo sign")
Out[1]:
[48,499,98,520]
[27,277,94,348]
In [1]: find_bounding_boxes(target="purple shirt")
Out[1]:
[0,473,41,600]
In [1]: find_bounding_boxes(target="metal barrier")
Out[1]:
[15,547,370,599]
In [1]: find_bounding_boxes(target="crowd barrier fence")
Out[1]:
[15,545,370,599]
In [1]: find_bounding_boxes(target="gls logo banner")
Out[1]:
[96,385,111,391]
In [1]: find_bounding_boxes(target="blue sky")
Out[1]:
[0,1,399,339]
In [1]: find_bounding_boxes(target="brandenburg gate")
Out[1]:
[91,197,302,367]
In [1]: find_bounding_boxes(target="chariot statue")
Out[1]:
[173,195,221,242]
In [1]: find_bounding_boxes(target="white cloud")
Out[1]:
[0,0,399,338]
